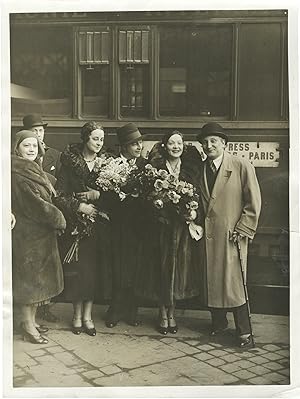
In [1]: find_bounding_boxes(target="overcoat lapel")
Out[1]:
[207,152,232,215]
[198,163,210,205]
[43,151,56,171]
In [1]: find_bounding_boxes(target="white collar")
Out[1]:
[120,153,137,164]
[211,153,224,171]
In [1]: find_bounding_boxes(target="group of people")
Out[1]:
[11,114,261,349]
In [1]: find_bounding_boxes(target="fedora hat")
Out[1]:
[197,122,228,144]
[23,114,48,130]
[117,123,142,146]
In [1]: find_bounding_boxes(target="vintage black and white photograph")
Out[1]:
[2,0,299,397]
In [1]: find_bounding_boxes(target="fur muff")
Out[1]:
[11,155,66,305]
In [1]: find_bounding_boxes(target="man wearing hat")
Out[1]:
[197,122,261,348]
[105,123,146,328]
[23,114,61,184]
[22,113,61,322]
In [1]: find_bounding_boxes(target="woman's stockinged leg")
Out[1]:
[157,304,168,335]
[20,304,38,334]
[83,300,96,336]
[168,301,178,334]
[72,301,83,335]
[32,305,49,333]
[20,304,48,343]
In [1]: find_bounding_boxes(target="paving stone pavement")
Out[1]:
[12,303,290,388]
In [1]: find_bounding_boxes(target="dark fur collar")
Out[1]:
[61,143,91,182]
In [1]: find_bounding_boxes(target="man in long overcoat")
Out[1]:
[197,122,261,348]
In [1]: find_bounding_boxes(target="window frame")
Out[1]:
[156,23,235,120]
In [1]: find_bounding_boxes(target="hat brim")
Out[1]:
[197,131,228,144]
[31,123,48,128]
[120,130,143,146]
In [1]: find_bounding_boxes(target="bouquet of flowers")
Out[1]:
[93,156,137,201]
[62,190,110,265]
[131,163,199,219]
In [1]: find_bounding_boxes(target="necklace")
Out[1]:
[84,157,96,163]
[167,159,180,173]
[83,153,97,163]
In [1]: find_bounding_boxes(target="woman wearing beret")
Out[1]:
[55,121,112,337]
[144,130,204,335]
[11,130,66,344]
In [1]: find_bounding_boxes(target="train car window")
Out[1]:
[78,29,111,117]
[81,66,109,117]
[120,65,149,117]
[119,29,150,117]
[10,26,72,117]
[238,23,282,120]
[159,26,232,118]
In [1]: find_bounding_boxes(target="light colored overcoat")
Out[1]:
[198,151,261,308]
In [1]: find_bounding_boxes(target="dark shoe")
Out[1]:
[36,325,49,334]
[157,325,168,335]
[168,317,178,334]
[83,320,96,336]
[72,318,82,335]
[126,319,140,327]
[20,323,48,344]
[105,320,118,328]
[209,325,228,336]
[157,317,168,335]
[238,334,254,349]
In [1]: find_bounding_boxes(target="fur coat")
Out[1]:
[11,155,66,305]
[135,145,204,304]
[54,143,113,301]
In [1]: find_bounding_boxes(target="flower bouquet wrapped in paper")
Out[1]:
[129,164,203,240]
[93,156,137,201]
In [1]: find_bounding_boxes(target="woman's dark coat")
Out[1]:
[55,143,112,301]
[136,145,204,305]
[11,155,66,305]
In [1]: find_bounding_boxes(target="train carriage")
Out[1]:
[10,10,289,315]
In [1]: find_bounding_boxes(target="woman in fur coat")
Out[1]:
[11,130,66,344]
[145,131,204,335]
[55,122,112,337]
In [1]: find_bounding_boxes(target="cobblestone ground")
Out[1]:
[12,304,290,387]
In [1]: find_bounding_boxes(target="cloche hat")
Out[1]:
[13,130,45,157]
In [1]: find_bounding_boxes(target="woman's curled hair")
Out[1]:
[81,121,104,143]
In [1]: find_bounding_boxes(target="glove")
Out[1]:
[78,203,98,217]
[187,221,203,241]
[76,188,100,202]
[230,231,245,244]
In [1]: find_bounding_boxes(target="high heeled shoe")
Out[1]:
[71,318,82,335]
[36,325,49,334]
[168,316,178,334]
[157,317,168,335]
[20,323,48,344]
[83,319,96,336]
